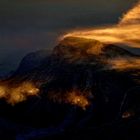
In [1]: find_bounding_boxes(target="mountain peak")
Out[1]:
[59,37,102,48]
[53,37,104,59]
[53,37,133,60]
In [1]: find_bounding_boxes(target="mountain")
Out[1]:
[7,37,137,82]
[14,49,51,75]
[0,37,140,140]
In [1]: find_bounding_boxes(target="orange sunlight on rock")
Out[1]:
[0,82,39,105]
[48,89,93,110]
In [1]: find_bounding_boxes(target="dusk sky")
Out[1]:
[0,0,137,75]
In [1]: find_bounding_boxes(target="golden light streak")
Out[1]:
[62,1,140,49]
[120,1,140,25]
[108,57,140,70]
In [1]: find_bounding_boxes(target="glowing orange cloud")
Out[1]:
[120,1,140,25]
[62,1,140,49]
[107,57,140,70]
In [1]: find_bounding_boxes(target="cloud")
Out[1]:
[63,1,140,50]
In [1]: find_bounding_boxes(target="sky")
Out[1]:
[0,0,137,75]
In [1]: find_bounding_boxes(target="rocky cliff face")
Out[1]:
[0,37,140,140]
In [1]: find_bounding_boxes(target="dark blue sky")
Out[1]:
[0,0,137,75]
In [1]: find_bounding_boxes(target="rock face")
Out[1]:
[0,37,140,140]
[14,50,50,75]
